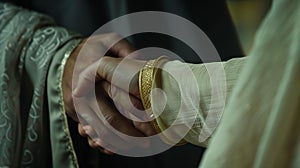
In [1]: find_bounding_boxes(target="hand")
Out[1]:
[64,33,155,153]
[73,56,157,152]
[78,123,114,155]
[62,33,135,122]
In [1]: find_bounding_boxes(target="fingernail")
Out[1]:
[83,125,90,131]
[83,125,93,134]
[94,139,102,146]
[104,150,114,155]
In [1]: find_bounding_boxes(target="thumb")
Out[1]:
[97,57,145,98]
[72,60,100,97]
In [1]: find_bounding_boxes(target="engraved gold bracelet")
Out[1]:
[139,56,187,146]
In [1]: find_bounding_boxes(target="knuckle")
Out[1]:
[102,82,112,97]
[98,57,117,81]
[98,57,109,72]
[104,113,119,127]
[97,57,108,79]
[108,32,121,40]
[78,125,85,136]
[81,70,93,82]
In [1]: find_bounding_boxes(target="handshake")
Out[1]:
[62,33,168,155]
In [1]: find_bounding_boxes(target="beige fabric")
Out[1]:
[152,57,247,146]
[200,0,300,167]
[152,0,300,167]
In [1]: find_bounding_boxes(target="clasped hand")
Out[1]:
[63,33,156,154]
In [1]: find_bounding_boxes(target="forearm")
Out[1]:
[152,57,247,147]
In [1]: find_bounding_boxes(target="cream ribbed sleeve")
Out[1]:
[151,57,247,147]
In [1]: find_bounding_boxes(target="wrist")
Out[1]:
[139,56,186,145]
[62,39,83,121]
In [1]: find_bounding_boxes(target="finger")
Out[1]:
[73,56,145,98]
[101,81,156,136]
[88,33,136,58]
[101,81,146,120]
[72,61,100,97]
[104,34,136,58]
[74,92,130,150]
[78,124,97,138]
[103,150,114,155]
[75,75,150,149]
[96,85,150,148]
[97,57,145,98]
[97,85,151,148]
[96,87,144,137]
[87,137,115,155]
[88,137,100,148]
[93,138,116,155]
[133,121,156,136]
[72,33,136,96]
[83,125,119,153]
[78,123,87,137]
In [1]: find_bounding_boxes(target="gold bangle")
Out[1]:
[139,58,163,133]
[139,56,187,146]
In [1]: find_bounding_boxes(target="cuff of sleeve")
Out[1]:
[47,38,82,168]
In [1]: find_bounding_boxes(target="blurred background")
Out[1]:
[227,0,271,54]
[0,0,273,168]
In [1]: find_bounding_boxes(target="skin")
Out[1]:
[62,33,155,153]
